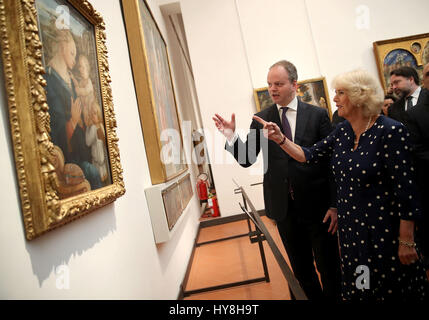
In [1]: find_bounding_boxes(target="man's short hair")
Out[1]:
[390,66,420,86]
[270,60,298,83]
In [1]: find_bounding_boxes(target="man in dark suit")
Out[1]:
[213,60,341,300]
[388,66,429,124]
[404,93,429,274]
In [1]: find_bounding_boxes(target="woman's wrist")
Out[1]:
[399,220,415,240]
[278,134,286,146]
[398,238,416,248]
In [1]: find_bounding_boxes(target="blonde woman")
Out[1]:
[254,69,428,301]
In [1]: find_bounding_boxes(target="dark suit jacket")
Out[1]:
[331,110,345,128]
[226,101,335,222]
[404,96,429,210]
[388,88,429,124]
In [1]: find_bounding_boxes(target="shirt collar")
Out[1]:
[410,86,421,99]
[277,96,298,112]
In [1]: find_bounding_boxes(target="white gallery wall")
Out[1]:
[1,0,429,300]
[0,0,200,299]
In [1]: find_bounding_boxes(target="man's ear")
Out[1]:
[292,80,298,90]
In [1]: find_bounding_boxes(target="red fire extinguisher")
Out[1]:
[196,173,209,201]
[207,192,220,217]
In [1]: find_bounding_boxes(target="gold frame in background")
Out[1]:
[121,0,187,184]
[254,77,332,119]
[373,33,429,92]
[0,0,125,240]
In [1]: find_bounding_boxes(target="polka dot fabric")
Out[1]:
[302,115,428,301]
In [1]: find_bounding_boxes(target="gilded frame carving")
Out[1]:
[121,0,187,185]
[0,0,125,240]
[373,33,429,92]
[254,77,332,119]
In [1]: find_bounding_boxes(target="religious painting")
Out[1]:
[423,41,429,65]
[122,0,187,184]
[373,33,429,91]
[37,0,113,193]
[0,0,125,240]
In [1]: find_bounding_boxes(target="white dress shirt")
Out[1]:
[405,86,421,110]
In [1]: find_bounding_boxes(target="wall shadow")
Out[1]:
[25,203,117,287]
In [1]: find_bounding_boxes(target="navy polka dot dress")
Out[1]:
[302,115,428,301]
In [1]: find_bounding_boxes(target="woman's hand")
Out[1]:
[253,115,306,163]
[253,115,284,144]
[398,244,419,265]
[398,220,419,265]
[323,208,338,235]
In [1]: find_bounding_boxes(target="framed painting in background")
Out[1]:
[296,77,332,119]
[254,77,332,119]
[122,0,187,184]
[178,173,193,210]
[161,173,193,231]
[162,182,182,231]
[0,0,125,240]
[253,88,273,112]
[373,33,429,91]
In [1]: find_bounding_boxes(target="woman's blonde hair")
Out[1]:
[332,69,384,117]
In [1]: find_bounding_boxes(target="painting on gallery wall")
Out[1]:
[373,33,429,91]
[37,0,113,192]
[122,0,187,185]
[0,0,125,240]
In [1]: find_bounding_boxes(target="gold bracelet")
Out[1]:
[398,238,416,248]
[279,135,286,146]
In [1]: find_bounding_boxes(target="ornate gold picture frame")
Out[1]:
[254,77,332,119]
[0,0,125,240]
[121,0,187,185]
[373,33,429,92]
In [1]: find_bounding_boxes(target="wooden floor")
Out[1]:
[182,215,429,300]
[182,216,294,300]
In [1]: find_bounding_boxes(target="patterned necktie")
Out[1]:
[281,107,293,141]
[406,96,413,111]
